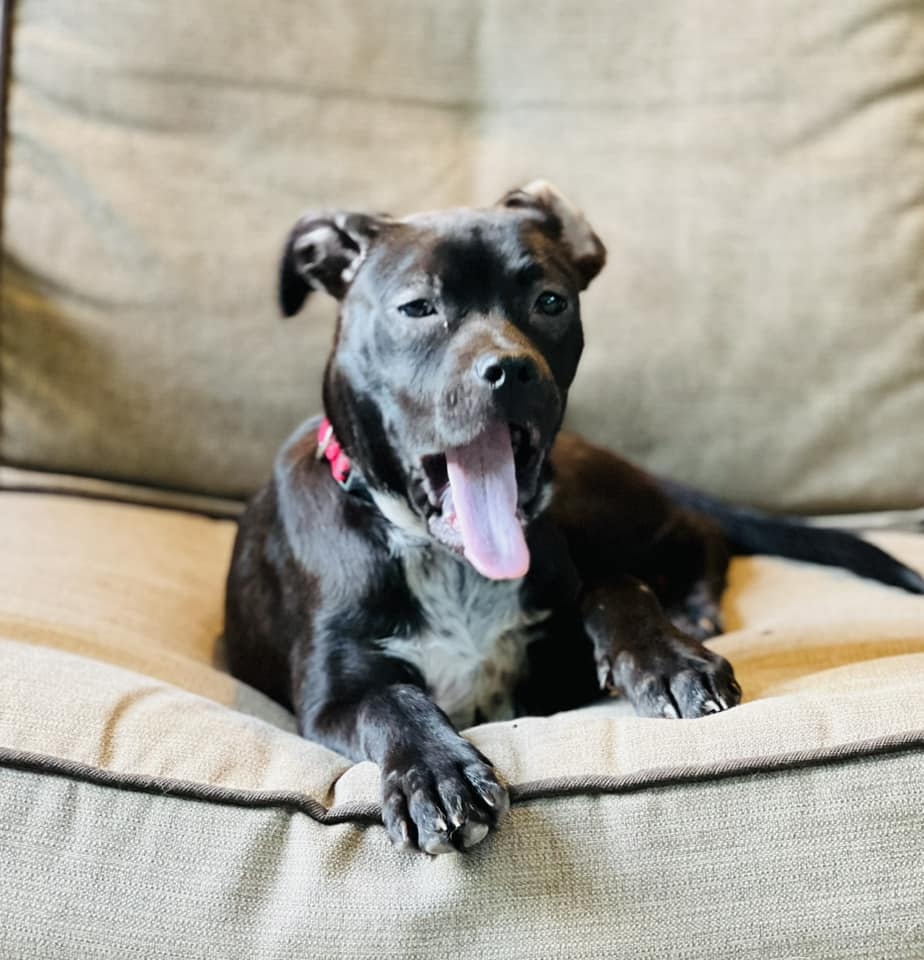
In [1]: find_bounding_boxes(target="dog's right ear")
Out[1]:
[279,212,389,317]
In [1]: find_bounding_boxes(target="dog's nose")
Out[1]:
[476,354,537,390]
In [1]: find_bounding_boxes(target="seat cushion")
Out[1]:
[3,0,924,512]
[1,491,923,958]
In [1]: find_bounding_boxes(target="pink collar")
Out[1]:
[317,417,353,486]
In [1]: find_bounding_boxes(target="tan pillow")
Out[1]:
[2,0,923,512]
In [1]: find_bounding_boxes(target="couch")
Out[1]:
[1,1,922,957]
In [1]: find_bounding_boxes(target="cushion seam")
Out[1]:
[0,477,245,520]
[4,481,924,529]
[0,730,921,828]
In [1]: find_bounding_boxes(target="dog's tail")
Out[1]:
[660,480,924,595]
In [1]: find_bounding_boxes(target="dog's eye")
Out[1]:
[398,299,437,318]
[534,291,568,316]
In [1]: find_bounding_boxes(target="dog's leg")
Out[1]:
[295,657,509,855]
[548,432,732,644]
[646,511,731,643]
[582,575,742,718]
[666,577,726,642]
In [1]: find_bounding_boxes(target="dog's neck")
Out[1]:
[317,417,370,500]
[317,416,437,549]
[317,417,352,484]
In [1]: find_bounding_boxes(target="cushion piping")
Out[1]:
[1,730,921,828]
[0,468,245,519]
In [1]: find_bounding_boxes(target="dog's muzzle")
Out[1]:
[412,348,560,581]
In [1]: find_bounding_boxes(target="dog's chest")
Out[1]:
[382,545,545,728]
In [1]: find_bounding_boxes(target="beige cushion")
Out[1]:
[1,492,923,956]
[3,0,924,512]
[4,751,921,959]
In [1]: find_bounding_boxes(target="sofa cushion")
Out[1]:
[3,0,924,512]
[3,749,921,960]
[1,492,923,956]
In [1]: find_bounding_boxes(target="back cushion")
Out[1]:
[2,0,923,510]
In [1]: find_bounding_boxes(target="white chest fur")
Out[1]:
[381,542,547,729]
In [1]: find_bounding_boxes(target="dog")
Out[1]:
[225,181,924,855]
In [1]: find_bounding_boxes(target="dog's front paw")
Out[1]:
[598,630,742,719]
[381,742,509,855]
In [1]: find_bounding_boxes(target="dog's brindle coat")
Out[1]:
[226,182,924,855]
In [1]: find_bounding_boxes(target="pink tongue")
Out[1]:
[445,421,530,580]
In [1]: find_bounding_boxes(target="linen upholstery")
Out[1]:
[3,754,922,960]
[2,0,924,511]
[1,492,923,957]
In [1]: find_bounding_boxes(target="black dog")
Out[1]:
[225,182,924,855]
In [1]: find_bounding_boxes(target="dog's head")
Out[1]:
[280,181,605,580]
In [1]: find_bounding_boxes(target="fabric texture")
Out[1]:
[1,491,923,958]
[3,753,923,960]
[2,0,924,511]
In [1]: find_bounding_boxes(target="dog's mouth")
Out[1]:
[415,422,541,580]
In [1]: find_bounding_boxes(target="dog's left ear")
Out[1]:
[279,212,390,317]
[499,180,606,290]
